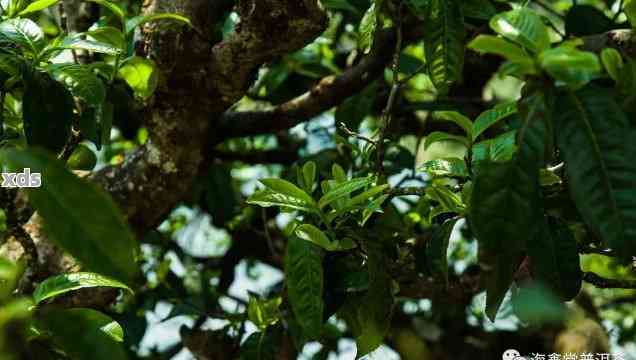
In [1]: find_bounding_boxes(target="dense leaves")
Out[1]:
[2,0,636,357]
[554,85,636,258]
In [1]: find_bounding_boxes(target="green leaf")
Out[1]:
[528,218,582,301]
[0,53,23,77]
[553,84,636,258]
[37,308,127,359]
[247,296,282,331]
[353,241,393,358]
[461,0,496,20]
[33,272,133,305]
[87,0,125,21]
[626,0,636,27]
[423,0,465,94]
[358,3,377,54]
[424,131,470,149]
[99,100,114,148]
[472,101,517,141]
[319,177,374,209]
[361,194,389,225]
[285,236,324,340]
[124,13,192,35]
[295,224,333,250]
[260,178,315,206]
[47,64,106,107]
[433,111,473,138]
[302,161,316,193]
[86,27,126,52]
[0,149,138,284]
[539,169,562,186]
[426,184,465,213]
[471,161,541,320]
[247,189,317,213]
[539,47,601,89]
[489,8,550,53]
[601,47,623,82]
[17,0,59,15]
[344,184,389,209]
[472,130,517,166]
[60,37,123,55]
[468,35,530,63]
[117,57,158,99]
[22,71,73,152]
[426,218,459,286]
[0,18,43,54]
[419,157,468,178]
[67,145,98,171]
[0,257,22,300]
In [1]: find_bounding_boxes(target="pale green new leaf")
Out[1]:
[468,35,530,63]
[87,0,125,20]
[539,47,601,89]
[624,0,636,27]
[118,57,158,99]
[33,272,132,304]
[18,0,59,15]
[358,4,377,53]
[247,296,281,331]
[489,8,550,53]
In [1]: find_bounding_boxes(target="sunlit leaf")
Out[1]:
[33,272,133,305]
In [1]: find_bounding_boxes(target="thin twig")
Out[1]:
[339,122,377,146]
[376,5,404,175]
[583,272,636,289]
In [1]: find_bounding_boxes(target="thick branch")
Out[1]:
[217,29,396,139]
[90,0,327,236]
